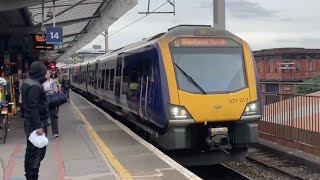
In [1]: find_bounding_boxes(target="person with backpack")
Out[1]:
[21,61,49,180]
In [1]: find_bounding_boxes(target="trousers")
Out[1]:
[49,106,59,135]
[24,127,47,180]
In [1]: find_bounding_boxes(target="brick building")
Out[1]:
[253,48,320,94]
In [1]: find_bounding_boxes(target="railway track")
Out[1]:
[187,164,252,180]
[227,147,320,180]
[246,147,320,180]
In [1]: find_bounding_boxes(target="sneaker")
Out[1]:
[53,134,59,138]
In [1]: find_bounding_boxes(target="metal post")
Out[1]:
[53,0,56,27]
[213,0,225,29]
[41,0,45,37]
[105,30,108,53]
[173,0,175,15]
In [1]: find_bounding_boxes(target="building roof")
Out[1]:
[0,0,137,62]
[254,48,320,56]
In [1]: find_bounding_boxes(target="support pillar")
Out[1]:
[105,30,108,53]
[213,0,225,29]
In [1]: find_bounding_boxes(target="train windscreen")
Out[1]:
[170,47,247,94]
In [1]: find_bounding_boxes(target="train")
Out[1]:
[64,25,262,165]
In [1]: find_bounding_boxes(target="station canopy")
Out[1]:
[0,0,137,62]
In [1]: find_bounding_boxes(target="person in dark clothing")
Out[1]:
[61,74,71,101]
[21,61,49,180]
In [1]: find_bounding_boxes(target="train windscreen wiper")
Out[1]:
[173,62,207,95]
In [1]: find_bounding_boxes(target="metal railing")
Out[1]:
[258,82,320,155]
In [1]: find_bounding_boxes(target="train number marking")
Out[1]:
[229,98,249,104]
[229,99,238,104]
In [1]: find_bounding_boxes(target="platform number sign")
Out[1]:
[46,27,63,45]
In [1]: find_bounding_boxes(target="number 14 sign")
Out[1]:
[46,27,63,45]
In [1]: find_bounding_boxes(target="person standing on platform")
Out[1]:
[61,74,70,102]
[21,61,49,180]
[43,71,59,138]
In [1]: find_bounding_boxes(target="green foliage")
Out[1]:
[296,74,320,94]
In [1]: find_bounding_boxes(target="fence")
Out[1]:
[259,82,320,156]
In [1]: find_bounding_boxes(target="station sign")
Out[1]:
[93,45,101,49]
[46,27,63,45]
[279,62,295,70]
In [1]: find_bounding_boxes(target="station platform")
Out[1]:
[0,91,200,180]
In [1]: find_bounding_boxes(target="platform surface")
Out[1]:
[0,91,200,180]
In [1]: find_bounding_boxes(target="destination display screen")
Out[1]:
[34,34,54,50]
[169,38,240,48]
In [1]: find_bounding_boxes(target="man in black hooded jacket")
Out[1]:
[21,61,49,180]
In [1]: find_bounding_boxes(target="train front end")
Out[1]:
[155,27,262,164]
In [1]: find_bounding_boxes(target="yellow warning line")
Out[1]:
[70,101,133,180]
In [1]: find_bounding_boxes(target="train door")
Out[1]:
[139,59,153,120]
[115,54,123,105]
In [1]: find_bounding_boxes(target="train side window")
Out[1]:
[127,68,138,99]
[93,70,97,88]
[82,72,84,84]
[89,71,91,85]
[110,69,114,91]
[122,60,129,94]
[82,71,84,84]
[105,69,110,90]
[98,70,101,89]
[85,71,87,84]
[90,71,93,86]
[145,60,153,82]
[101,70,105,89]
[92,70,94,86]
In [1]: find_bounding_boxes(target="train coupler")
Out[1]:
[206,127,231,150]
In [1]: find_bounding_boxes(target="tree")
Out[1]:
[296,74,320,94]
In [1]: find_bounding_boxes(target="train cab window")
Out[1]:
[105,69,110,90]
[170,47,247,93]
[101,70,105,89]
[110,69,115,91]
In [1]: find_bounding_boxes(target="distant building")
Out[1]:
[254,48,320,94]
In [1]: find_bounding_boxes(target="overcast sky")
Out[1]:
[80,0,319,52]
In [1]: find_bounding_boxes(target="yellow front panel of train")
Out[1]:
[179,89,250,123]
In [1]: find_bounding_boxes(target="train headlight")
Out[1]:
[169,105,192,119]
[243,101,260,116]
